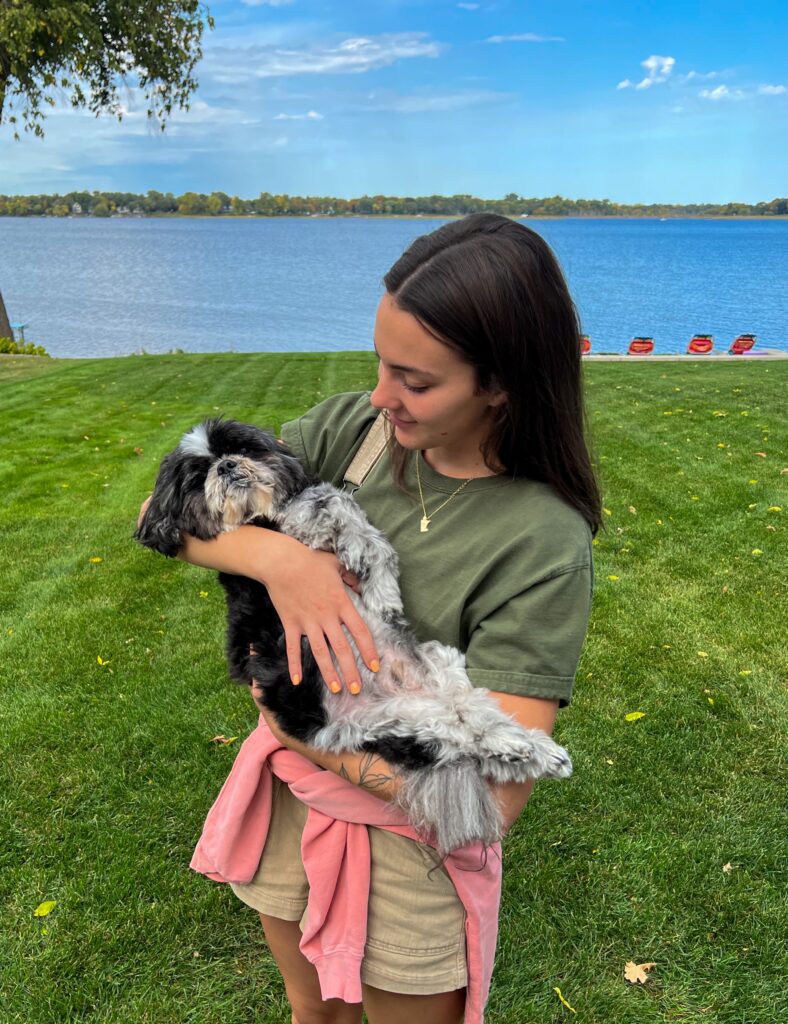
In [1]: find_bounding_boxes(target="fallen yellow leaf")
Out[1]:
[697,651,709,658]
[624,961,657,984]
[767,506,782,513]
[97,655,110,666]
[625,711,646,722]
[553,987,577,1013]
[751,549,763,556]
[34,900,57,917]
[89,557,103,563]
[607,575,620,581]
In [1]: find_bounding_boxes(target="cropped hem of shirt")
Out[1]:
[469,669,574,703]
[280,391,594,708]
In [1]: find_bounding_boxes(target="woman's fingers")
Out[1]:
[283,625,304,687]
[281,608,379,694]
[263,545,380,694]
[321,622,361,695]
[340,600,380,677]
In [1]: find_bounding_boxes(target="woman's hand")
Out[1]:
[258,534,379,694]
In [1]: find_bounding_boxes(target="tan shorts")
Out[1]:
[231,777,467,995]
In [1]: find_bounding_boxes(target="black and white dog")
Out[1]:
[135,418,572,852]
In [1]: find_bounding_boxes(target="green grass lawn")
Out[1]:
[1,353,785,1024]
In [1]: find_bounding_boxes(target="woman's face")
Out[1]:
[369,294,505,470]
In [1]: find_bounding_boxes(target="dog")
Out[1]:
[135,418,572,852]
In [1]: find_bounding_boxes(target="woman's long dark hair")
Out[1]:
[383,213,602,535]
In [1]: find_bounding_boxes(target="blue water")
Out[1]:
[2,216,786,358]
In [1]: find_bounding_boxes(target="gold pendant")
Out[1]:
[420,516,431,533]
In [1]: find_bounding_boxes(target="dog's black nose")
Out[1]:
[218,459,238,476]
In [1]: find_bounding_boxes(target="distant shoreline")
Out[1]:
[4,213,787,222]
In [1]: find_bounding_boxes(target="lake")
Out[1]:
[2,216,786,358]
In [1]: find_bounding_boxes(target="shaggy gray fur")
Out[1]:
[271,482,573,853]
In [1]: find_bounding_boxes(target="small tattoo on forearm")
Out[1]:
[358,752,393,791]
[340,751,392,791]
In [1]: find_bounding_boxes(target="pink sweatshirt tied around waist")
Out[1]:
[191,717,502,1021]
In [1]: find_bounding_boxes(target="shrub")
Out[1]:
[0,336,50,357]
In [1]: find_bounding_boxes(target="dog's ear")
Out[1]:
[134,452,189,558]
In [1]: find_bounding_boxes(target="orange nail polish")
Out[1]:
[349,682,361,695]
[370,659,380,673]
[291,675,301,686]
[329,681,341,694]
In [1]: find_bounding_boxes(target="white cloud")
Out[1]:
[486,33,564,43]
[699,85,745,101]
[758,83,786,95]
[457,3,480,9]
[634,55,675,89]
[206,33,442,82]
[679,69,722,83]
[617,79,633,90]
[273,110,324,120]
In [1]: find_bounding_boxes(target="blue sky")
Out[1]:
[1,0,786,202]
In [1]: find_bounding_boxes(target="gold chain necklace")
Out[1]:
[415,454,472,533]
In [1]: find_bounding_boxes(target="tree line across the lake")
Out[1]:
[2,191,787,219]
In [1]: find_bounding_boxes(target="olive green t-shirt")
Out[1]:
[280,392,593,707]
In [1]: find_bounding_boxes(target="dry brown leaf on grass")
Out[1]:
[624,961,657,984]
[210,734,238,745]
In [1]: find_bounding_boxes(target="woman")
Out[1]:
[145,214,600,1023]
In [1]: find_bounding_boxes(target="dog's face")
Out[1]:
[184,420,307,528]
[135,419,310,557]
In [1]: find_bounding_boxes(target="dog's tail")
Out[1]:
[396,760,504,854]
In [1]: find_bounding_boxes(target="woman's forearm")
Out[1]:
[292,738,402,803]
[177,525,288,582]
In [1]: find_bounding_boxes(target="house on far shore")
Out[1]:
[71,202,82,215]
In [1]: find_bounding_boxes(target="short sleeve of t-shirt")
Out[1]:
[280,391,593,706]
[280,391,378,487]
[464,564,593,703]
